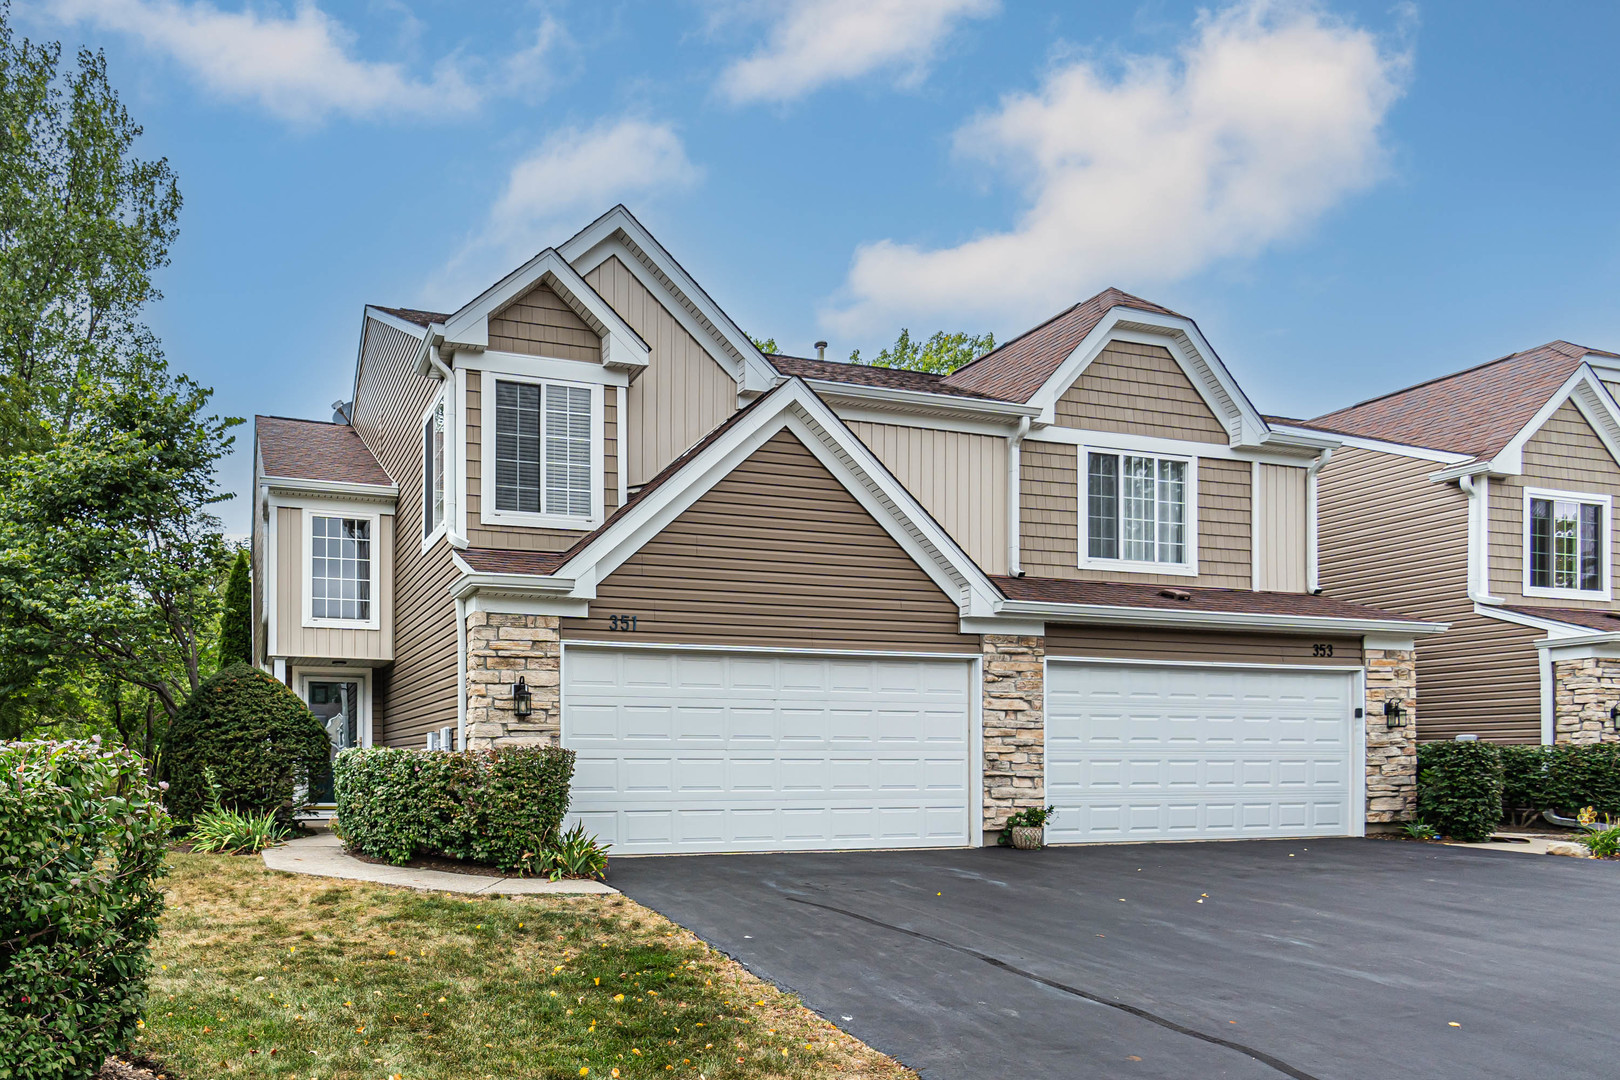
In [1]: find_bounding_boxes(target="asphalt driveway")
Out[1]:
[608,839,1619,1080]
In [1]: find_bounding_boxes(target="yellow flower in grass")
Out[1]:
[613,994,624,1002]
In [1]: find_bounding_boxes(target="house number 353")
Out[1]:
[608,614,639,631]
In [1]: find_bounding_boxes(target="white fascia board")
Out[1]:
[1538,636,1620,660]
[1486,365,1620,474]
[1025,308,1269,444]
[558,206,778,393]
[994,598,1448,636]
[450,572,578,602]
[1275,427,1473,465]
[261,476,399,504]
[1024,425,1313,467]
[364,306,433,340]
[1475,601,1599,640]
[440,248,650,371]
[799,379,1038,424]
[550,379,1002,617]
[1255,425,1340,453]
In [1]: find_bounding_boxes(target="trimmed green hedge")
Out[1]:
[161,663,331,824]
[1416,740,1503,842]
[1501,743,1620,818]
[334,745,575,874]
[1,740,170,1079]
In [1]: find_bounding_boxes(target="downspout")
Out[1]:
[426,348,470,550]
[1305,447,1332,593]
[1008,415,1030,576]
[1458,473,1495,601]
[455,595,468,752]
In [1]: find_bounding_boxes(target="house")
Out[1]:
[1280,341,1620,746]
[250,204,1441,854]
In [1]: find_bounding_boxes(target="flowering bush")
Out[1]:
[334,744,576,874]
[0,739,170,1079]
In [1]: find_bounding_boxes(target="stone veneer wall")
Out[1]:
[463,612,562,750]
[1365,647,1418,823]
[981,635,1046,835]
[1553,657,1620,744]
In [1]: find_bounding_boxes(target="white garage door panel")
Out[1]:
[1048,663,1356,843]
[564,647,974,854]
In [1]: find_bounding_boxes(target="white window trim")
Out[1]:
[1078,445,1199,577]
[292,666,373,751]
[1522,485,1612,600]
[479,368,606,531]
[302,508,382,630]
[420,388,449,552]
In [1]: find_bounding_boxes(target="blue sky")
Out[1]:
[26,1,1620,533]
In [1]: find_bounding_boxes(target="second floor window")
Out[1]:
[1529,494,1604,593]
[311,515,371,621]
[423,398,445,537]
[493,379,593,517]
[1086,451,1189,567]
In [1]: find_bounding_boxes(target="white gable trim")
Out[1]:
[558,205,778,394]
[440,248,650,374]
[1488,365,1620,475]
[1026,308,1270,446]
[549,379,1002,617]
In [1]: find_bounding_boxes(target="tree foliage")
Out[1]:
[849,329,995,375]
[0,12,182,457]
[750,335,778,354]
[218,549,252,670]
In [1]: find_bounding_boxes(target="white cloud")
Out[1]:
[716,0,997,105]
[45,0,555,122]
[823,0,1410,336]
[426,118,703,309]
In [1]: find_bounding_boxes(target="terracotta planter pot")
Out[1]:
[1009,825,1044,850]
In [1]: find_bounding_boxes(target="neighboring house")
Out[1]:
[1282,340,1620,746]
[250,204,1441,854]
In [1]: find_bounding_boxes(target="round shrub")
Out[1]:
[161,663,330,823]
[0,739,170,1078]
[1417,740,1504,842]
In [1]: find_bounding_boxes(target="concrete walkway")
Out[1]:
[262,829,617,895]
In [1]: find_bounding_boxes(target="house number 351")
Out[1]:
[608,614,639,631]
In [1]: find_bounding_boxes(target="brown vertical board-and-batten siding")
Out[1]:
[561,429,977,653]
[1490,400,1620,608]
[585,255,737,486]
[488,283,601,363]
[1019,441,1252,588]
[848,421,1009,575]
[1317,446,1541,742]
[349,317,461,747]
[460,379,613,552]
[273,506,394,661]
[1054,341,1229,443]
[1046,625,1362,666]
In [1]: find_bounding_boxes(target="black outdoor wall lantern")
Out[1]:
[513,676,533,718]
[1383,698,1407,728]
[1610,703,1620,724]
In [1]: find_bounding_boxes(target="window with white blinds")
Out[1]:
[1084,449,1194,571]
[493,379,594,519]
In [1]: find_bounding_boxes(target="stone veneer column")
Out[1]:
[463,611,562,750]
[981,635,1045,837]
[1364,647,1418,823]
[1553,657,1620,744]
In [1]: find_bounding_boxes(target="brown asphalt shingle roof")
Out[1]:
[993,575,1421,623]
[372,305,449,328]
[1500,605,1620,634]
[1309,340,1620,460]
[256,416,394,487]
[939,287,1185,402]
[766,354,1004,401]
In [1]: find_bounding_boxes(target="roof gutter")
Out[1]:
[449,571,577,603]
[993,598,1447,636]
[260,476,398,501]
[797,378,1040,421]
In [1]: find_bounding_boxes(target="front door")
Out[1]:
[304,679,362,804]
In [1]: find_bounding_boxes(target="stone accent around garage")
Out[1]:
[982,635,1045,837]
[1553,657,1620,744]
[464,612,561,750]
[1365,647,1418,823]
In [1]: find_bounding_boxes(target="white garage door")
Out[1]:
[1047,661,1357,844]
[563,646,975,854]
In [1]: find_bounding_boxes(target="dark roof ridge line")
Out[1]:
[1313,339,1595,421]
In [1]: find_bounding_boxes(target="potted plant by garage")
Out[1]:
[1002,806,1057,850]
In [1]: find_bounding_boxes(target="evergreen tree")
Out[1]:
[219,548,252,668]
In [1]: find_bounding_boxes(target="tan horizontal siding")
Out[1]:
[273,506,393,661]
[1046,625,1362,666]
[1490,400,1620,608]
[1255,463,1308,592]
[848,420,1007,575]
[1054,340,1228,442]
[461,379,595,552]
[349,317,460,747]
[1418,610,1542,743]
[562,428,977,653]
[585,255,736,485]
[1019,441,1251,587]
[488,283,601,363]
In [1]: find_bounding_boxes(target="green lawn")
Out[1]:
[133,853,915,1080]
